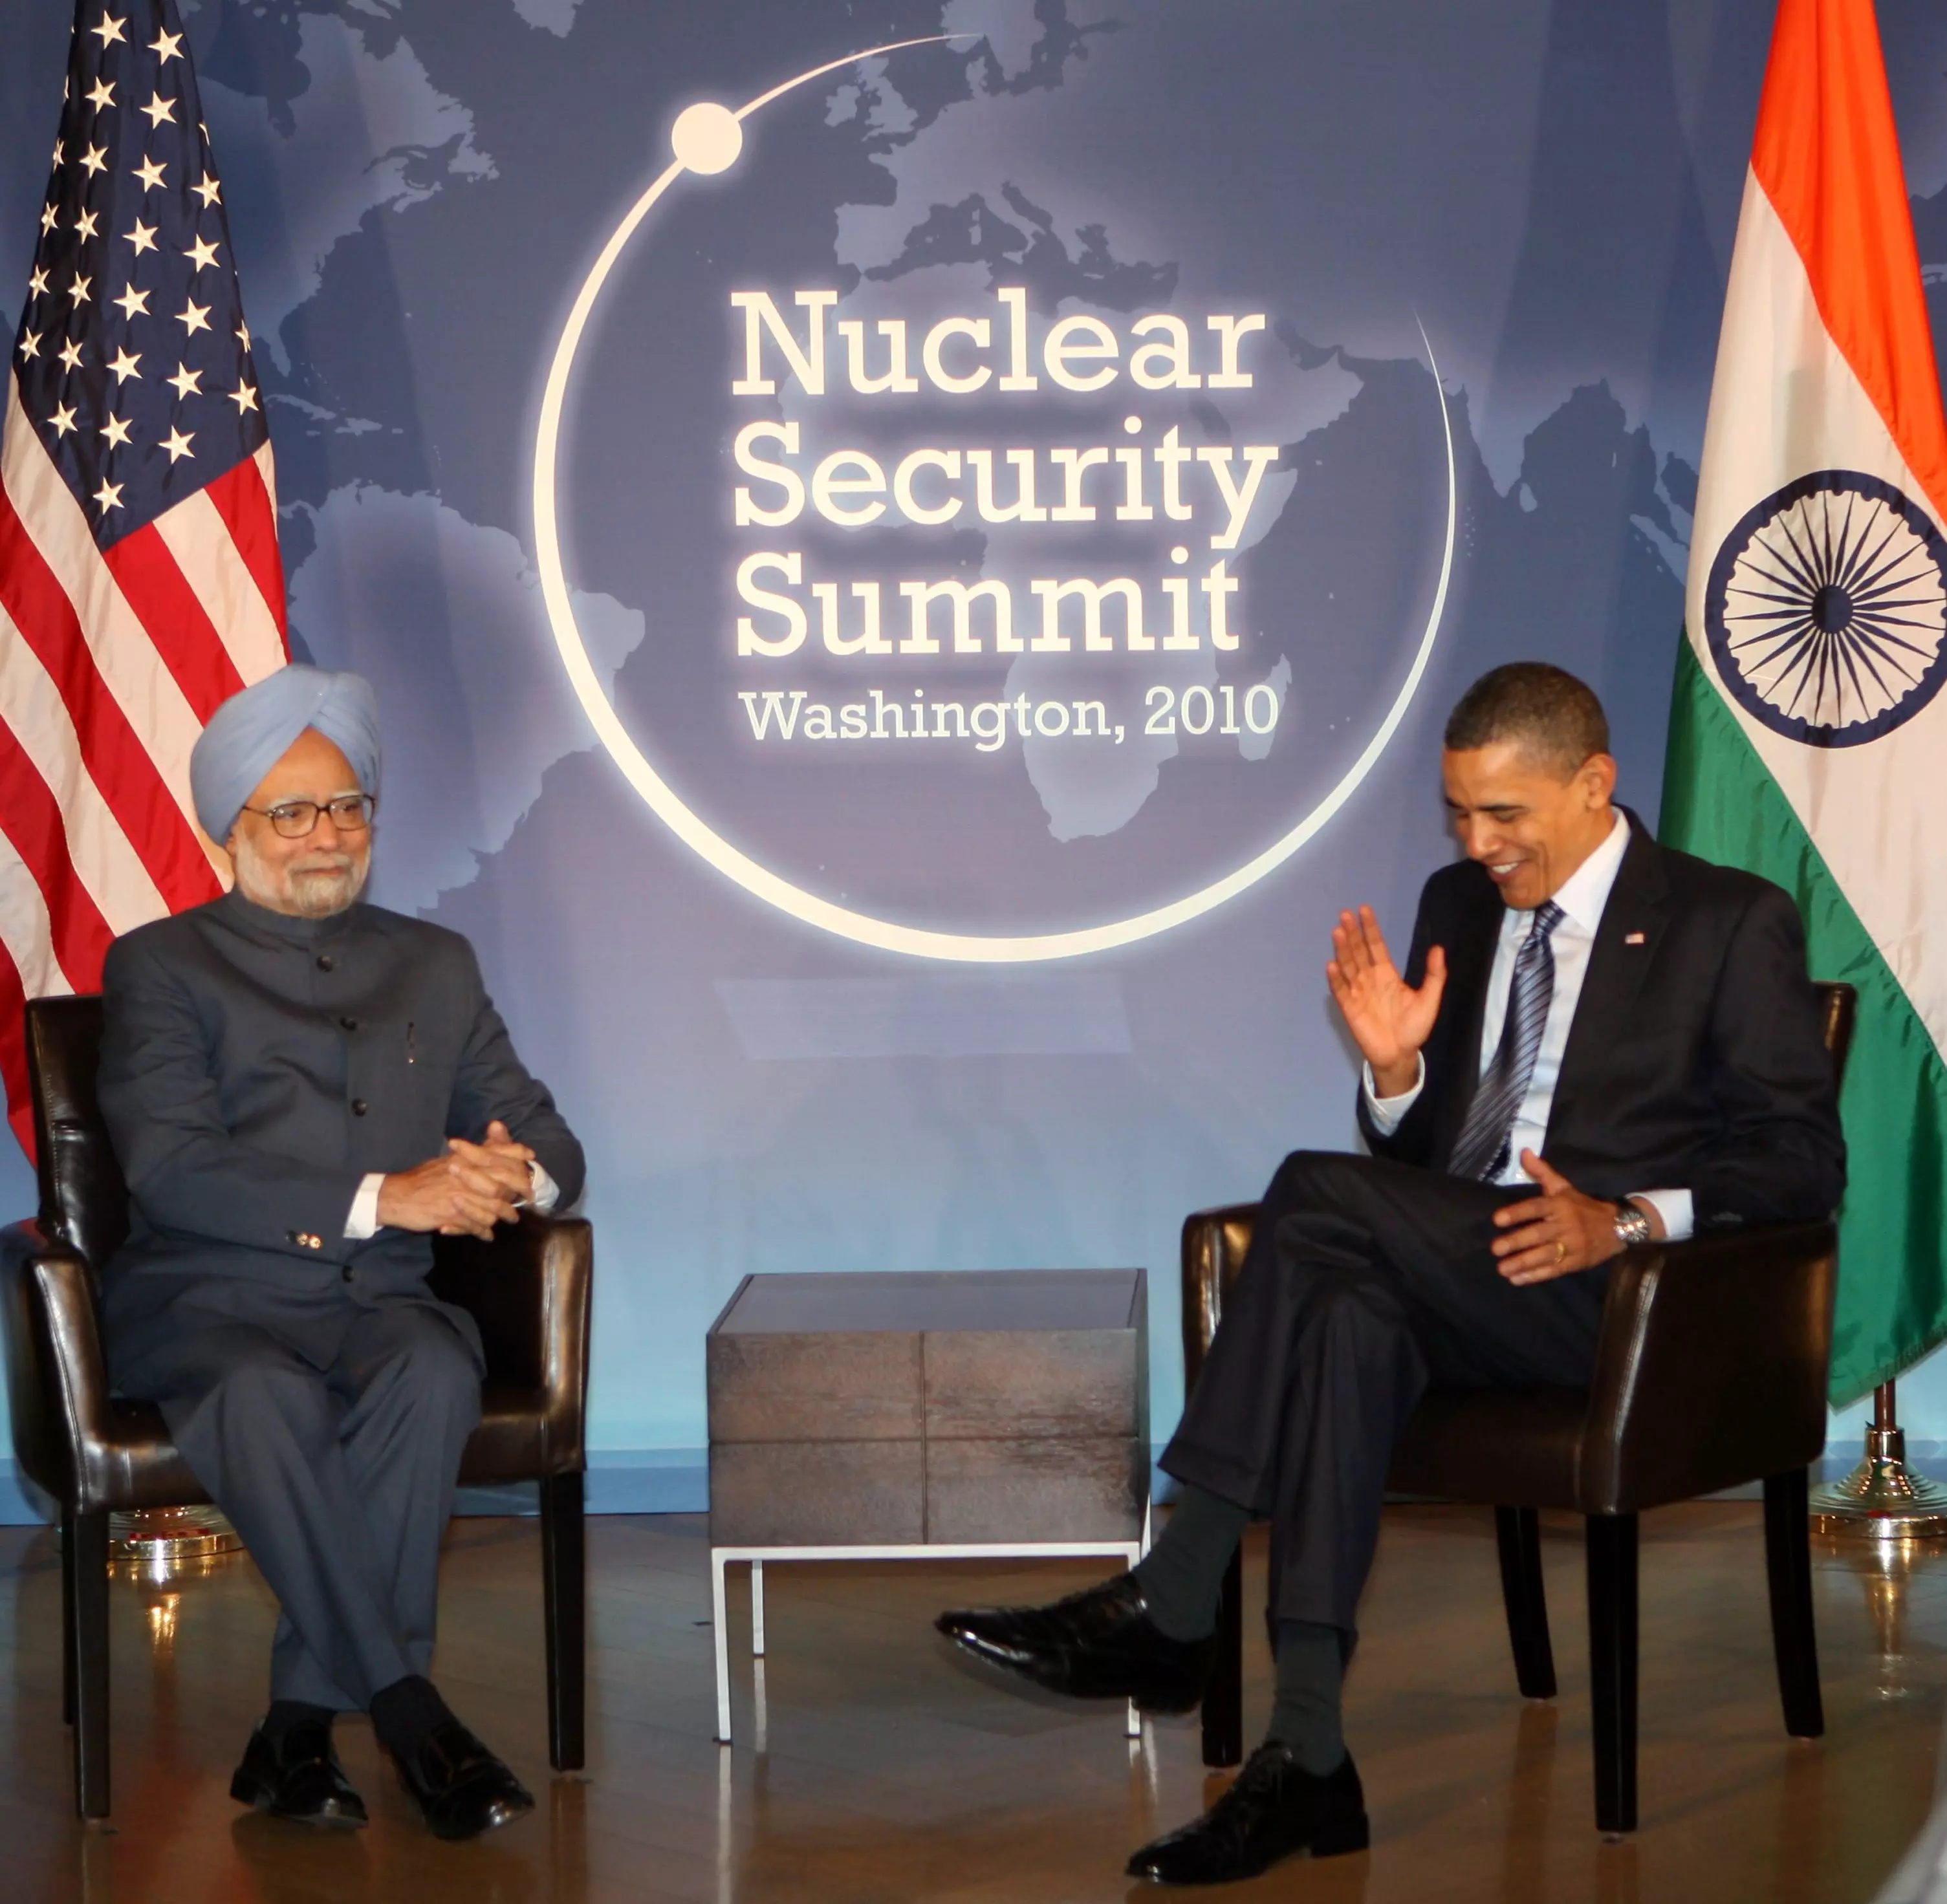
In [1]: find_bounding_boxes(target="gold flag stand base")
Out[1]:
[1811,1381,1947,1540]
[108,1506,243,1579]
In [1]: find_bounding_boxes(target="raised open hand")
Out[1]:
[1326,905,1446,1095]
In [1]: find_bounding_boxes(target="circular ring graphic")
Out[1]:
[530,39,1457,962]
[1705,469,1947,748]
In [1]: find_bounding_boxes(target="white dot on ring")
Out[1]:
[671,102,743,175]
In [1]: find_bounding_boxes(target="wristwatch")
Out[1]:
[1613,1200,1655,1248]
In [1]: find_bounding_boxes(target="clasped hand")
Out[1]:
[376,1120,535,1240]
[1327,907,1644,1285]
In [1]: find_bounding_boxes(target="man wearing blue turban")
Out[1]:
[95,665,585,1841]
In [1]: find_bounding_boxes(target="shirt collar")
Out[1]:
[1531,807,1630,936]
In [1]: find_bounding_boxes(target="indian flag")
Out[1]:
[1662,0,1947,1403]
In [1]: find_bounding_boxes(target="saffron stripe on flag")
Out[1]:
[1748,0,1947,524]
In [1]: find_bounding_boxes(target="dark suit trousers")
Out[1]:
[129,1301,483,1709]
[1160,1151,1609,1635]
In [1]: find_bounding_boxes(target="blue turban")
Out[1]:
[190,665,382,844]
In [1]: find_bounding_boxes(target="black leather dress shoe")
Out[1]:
[935,1572,1215,1713]
[391,1719,535,1840]
[230,1720,368,1828]
[1126,1744,1368,1885]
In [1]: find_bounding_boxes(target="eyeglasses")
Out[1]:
[241,794,376,839]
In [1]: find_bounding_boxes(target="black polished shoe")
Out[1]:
[229,1719,368,1828]
[390,1719,535,1841]
[935,1572,1215,1713]
[1127,1744,1368,1885]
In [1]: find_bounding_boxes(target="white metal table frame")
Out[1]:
[712,1517,1152,1744]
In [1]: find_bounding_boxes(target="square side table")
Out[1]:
[706,1268,1150,1742]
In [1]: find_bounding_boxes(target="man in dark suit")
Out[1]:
[939,663,1844,1886]
[98,666,584,1840]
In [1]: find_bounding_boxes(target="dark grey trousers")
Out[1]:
[134,1303,482,1709]
[1160,1150,1608,1635]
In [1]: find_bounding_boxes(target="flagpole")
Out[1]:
[1811,1381,1947,1539]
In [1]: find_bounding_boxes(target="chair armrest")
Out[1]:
[1181,1203,1261,1393]
[0,1218,115,1508]
[1580,1219,1838,1513]
[429,1212,592,1469]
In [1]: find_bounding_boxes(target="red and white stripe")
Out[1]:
[0,370,287,1151]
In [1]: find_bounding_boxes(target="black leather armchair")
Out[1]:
[0,994,594,1818]
[1180,981,1855,1835]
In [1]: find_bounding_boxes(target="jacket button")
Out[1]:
[352,1099,369,1116]
[340,1015,358,1032]
[316,954,335,972]
[342,1266,354,1282]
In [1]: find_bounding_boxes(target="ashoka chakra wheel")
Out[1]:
[1704,470,1947,748]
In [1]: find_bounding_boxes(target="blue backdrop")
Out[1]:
[6,0,1947,1508]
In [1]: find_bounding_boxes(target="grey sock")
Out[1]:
[1131,1484,1250,1641]
[1266,1619,1347,1775]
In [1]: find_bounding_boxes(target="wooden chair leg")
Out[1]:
[1585,1513,1638,1836]
[1495,1506,1558,1699]
[540,1470,587,1771]
[1763,1468,1824,1738]
[1200,1548,1244,1768]
[68,1509,110,1818]
[61,1508,77,1726]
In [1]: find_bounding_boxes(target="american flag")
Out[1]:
[1,0,286,1152]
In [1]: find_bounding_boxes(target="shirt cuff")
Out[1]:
[1629,1187,1693,1242]
[344,1171,387,1240]
[527,1161,561,1213]
[1361,1053,1426,1135]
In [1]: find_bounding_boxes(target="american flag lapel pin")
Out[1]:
[1624,931,1647,946]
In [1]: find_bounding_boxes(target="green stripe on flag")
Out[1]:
[1661,638,1947,1403]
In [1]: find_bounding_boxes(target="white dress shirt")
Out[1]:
[343,1160,560,1239]
[1363,809,1693,1239]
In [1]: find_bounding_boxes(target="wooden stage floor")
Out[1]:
[1,1502,1941,1903]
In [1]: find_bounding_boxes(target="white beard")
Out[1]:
[232,832,371,919]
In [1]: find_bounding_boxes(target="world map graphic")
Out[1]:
[8,0,1947,1456]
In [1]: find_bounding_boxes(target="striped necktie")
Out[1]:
[1448,898,1565,1182]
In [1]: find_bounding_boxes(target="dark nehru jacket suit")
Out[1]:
[1159,811,1846,1637]
[98,887,584,1710]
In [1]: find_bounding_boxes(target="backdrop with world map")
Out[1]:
[6,0,1947,1502]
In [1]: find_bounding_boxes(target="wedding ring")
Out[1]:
[1554,1240,1567,1266]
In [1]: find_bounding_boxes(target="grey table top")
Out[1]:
[710,1268,1144,1336]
